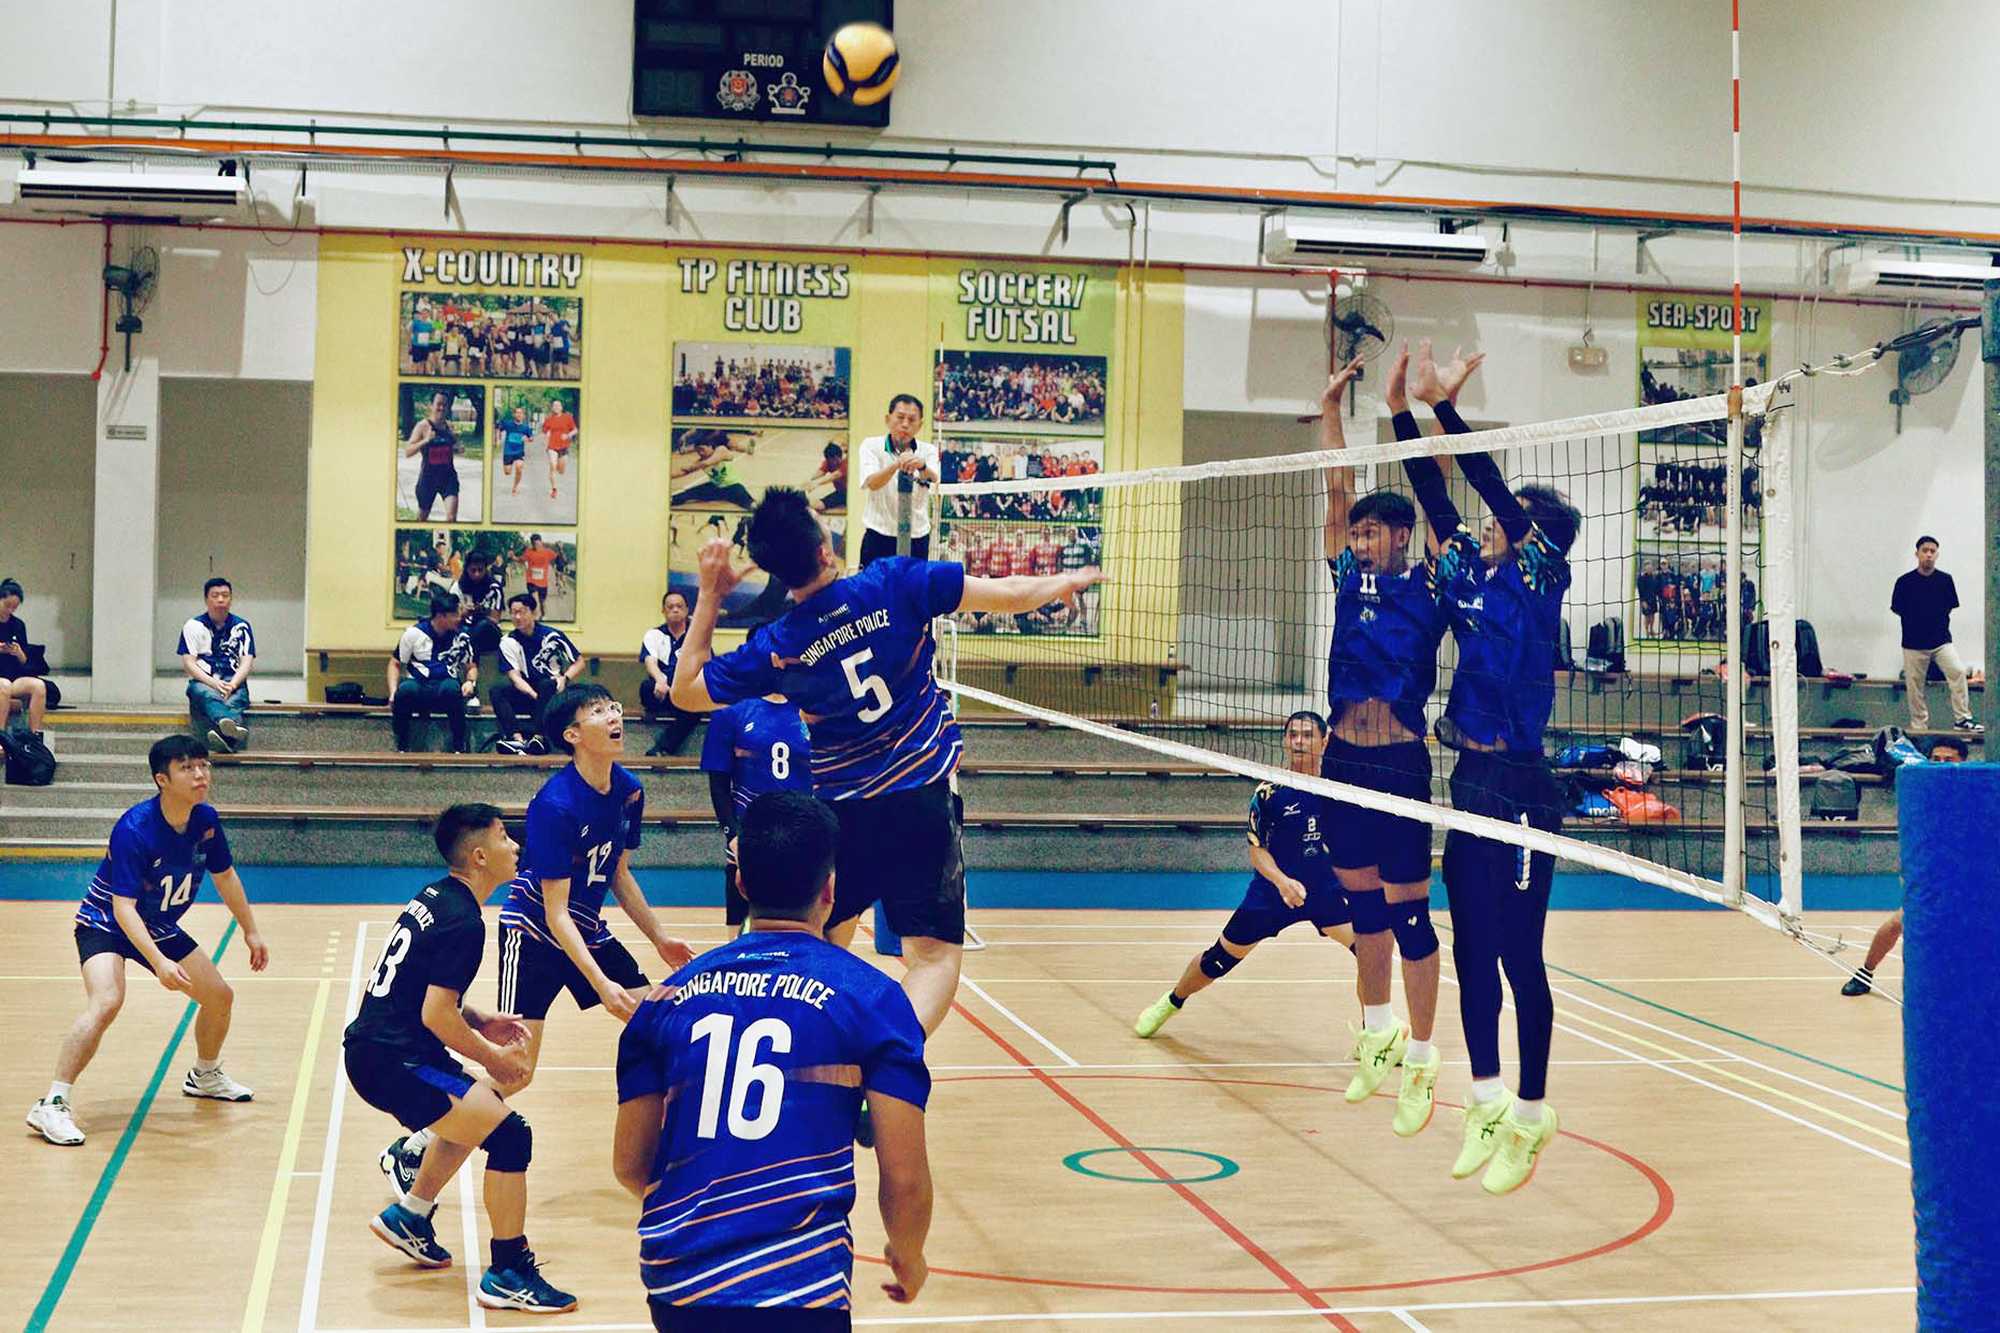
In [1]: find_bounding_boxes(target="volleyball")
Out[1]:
[821,22,900,106]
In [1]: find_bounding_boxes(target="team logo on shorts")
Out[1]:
[717,70,760,112]
[768,72,811,115]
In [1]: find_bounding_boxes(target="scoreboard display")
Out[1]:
[633,0,895,127]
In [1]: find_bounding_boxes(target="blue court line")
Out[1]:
[0,866,1907,912]
[25,920,239,1333]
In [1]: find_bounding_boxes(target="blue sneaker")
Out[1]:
[379,1135,422,1197]
[478,1255,578,1313]
[369,1203,451,1268]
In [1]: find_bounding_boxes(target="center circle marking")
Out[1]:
[1063,1146,1240,1184]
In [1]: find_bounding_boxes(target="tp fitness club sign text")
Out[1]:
[402,247,583,289]
[679,257,852,333]
[957,268,1089,345]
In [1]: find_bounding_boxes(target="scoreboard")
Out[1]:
[633,0,895,127]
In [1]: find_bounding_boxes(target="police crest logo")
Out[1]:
[768,72,811,115]
[716,70,759,112]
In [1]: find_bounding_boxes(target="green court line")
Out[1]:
[1434,920,1903,1096]
[26,921,238,1333]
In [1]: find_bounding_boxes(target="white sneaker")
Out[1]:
[217,717,249,744]
[27,1096,85,1146]
[182,1066,254,1102]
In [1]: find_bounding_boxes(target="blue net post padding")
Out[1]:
[1901,763,2000,1329]
[872,901,903,957]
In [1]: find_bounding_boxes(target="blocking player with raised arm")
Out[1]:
[1394,339,1579,1193]
[28,734,270,1146]
[613,792,933,1330]
[1135,710,1357,1037]
[671,488,1099,1040]
[700,694,812,938]
[1318,351,1478,1138]
[344,803,578,1313]
[378,684,694,1189]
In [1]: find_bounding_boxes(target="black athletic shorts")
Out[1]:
[1321,737,1435,886]
[75,924,198,973]
[416,463,460,516]
[652,1303,848,1332]
[829,779,966,944]
[1442,748,1563,897]
[344,1039,476,1132]
[1221,879,1351,945]
[495,925,649,1020]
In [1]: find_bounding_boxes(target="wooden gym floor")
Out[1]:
[0,902,1912,1331]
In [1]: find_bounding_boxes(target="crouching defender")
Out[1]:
[342,802,577,1313]
[1135,711,1361,1036]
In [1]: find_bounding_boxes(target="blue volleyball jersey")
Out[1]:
[1325,539,1475,738]
[701,558,965,801]
[617,932,930,1313]
[75,799,233,940]
[498,764,645,947]
[1243,780,1333,910]
[1441,522,1571,752]
[699,698,814,825]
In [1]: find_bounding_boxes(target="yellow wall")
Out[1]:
[307,238,1183,667]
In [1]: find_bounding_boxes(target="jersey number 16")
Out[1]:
[690,1012,792,1141]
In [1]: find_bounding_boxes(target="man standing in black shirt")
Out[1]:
[343,802,577,1312]
[1893,536,1980,733]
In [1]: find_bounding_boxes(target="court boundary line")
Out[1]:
[298,920,371,1333]
[945,996,1359,1331]
[25,920,239,1333]
[242,963,336,1331]
[957,975,1079,1068]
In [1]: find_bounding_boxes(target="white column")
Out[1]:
[91,357,161,704]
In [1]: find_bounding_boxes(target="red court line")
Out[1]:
[946,996,1360,1330]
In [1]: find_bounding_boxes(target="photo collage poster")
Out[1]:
[929,262,1115,638]
[392,246,586,625]
[667,253,858,630]
[1632,291,1771,646]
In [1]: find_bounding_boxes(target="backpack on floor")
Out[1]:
[1,729,55,786]
[1809,771,1861,821]
[1872,725,1926,779]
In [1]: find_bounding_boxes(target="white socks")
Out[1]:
[192,1057,220,1076]
[1362,1004,1394,1032]
[47,1081,72,1103]
[406,1127,435,1154]
[1406,1039,1435,1067]
[1470,1077,1508,1105]
[400,1190,438,1218]
[1512,1098,1546,1126]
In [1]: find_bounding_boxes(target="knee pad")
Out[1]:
[1390,903,1440,962]
[483,1111,533,1173]
[1347,888,1390,935]
[1198,942,1241,980]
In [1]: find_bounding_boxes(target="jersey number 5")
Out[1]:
[840,649,893,723]
[690,1012,792,1141]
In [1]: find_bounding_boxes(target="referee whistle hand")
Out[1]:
[882,1244,927,1303]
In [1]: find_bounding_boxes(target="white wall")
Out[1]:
[154,378,310,675]
[0,374,96,666]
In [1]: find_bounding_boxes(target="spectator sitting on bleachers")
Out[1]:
[179,577,256,753]
[388,592,480,753]
[494,592,583,755]
[640,591,701,756]
[0,577,57,744]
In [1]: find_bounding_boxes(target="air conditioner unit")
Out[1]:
[1834,255,2000,295]
[1264,220,1491,267]
[15,166,247,219]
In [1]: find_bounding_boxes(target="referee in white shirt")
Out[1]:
[858,393,941,566]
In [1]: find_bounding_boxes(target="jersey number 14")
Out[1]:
[690,1012,792,1141]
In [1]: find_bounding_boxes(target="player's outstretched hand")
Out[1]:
[1060,568,1103,608]
[157,961,194,994]
[479,1013,533,1047]
[882,1243,927,1303]
[1322,354,1367,414]
[601,985,642,1023]
[1438,345,1485,403]
[245,933,271,972]
[1385,340,1411,413]
[656,935,697,970]
[696,537,743,598]
[1409,338,1445,404]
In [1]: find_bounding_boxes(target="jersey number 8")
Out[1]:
[690,1012,792,1141]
